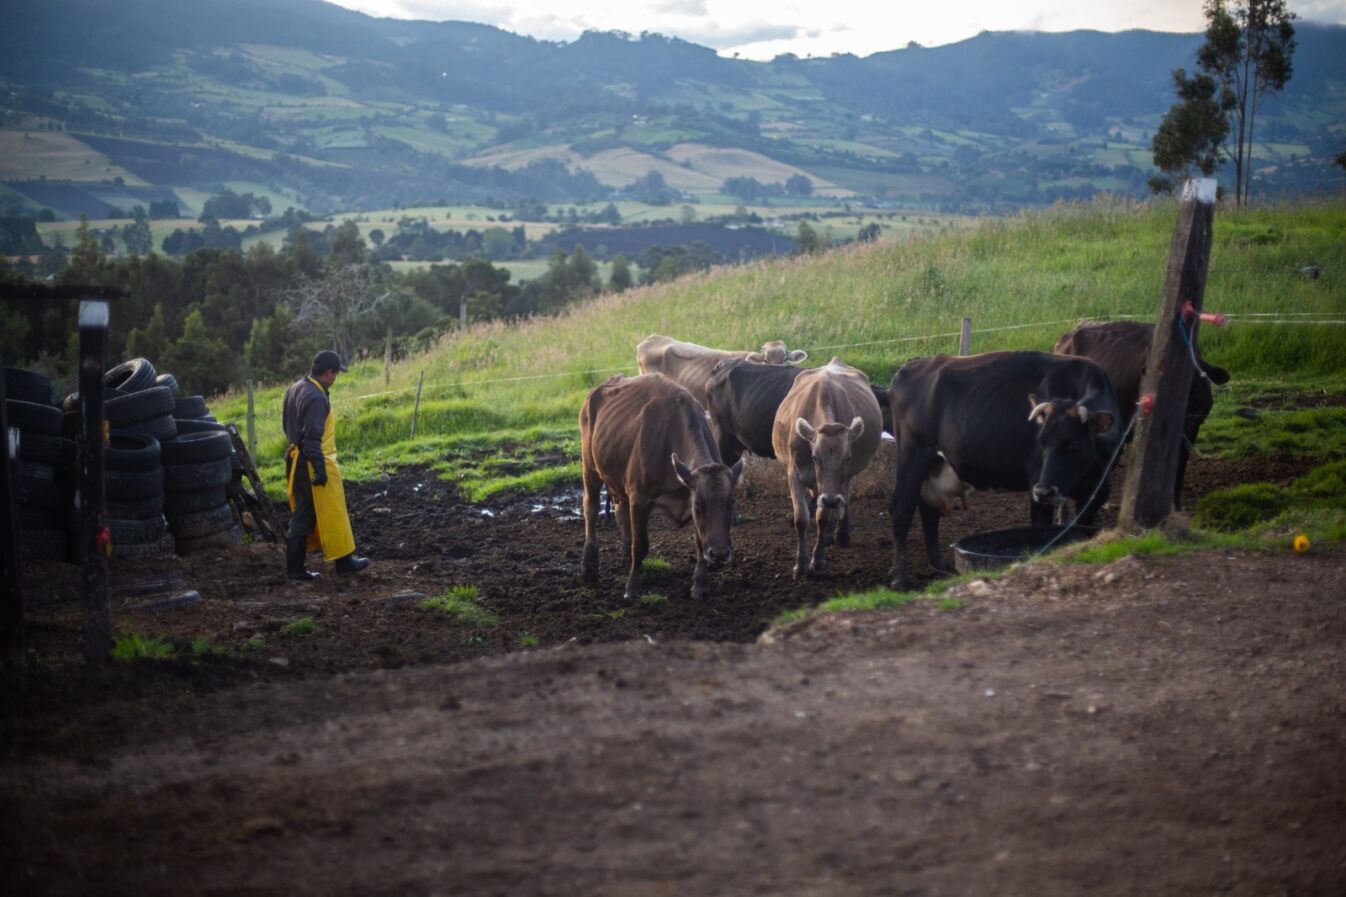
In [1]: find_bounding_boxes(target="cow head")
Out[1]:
[746,341,808,365]
[1027,395,1114,505]
[672,453,744,567]
[795,416,865,510]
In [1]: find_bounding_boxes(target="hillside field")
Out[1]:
[213,197,1346,495]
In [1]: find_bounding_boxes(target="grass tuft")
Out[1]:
[280,617,317,638]
[420,585,499,628]
[112,632,175,662]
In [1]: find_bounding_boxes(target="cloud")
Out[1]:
[673,21,804,49]
[651,0,709,14]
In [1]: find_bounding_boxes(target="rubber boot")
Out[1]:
[287,534,320,582]
[334,552,370,574]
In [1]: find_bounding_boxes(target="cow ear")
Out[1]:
[1090,410,1115,434]
[787,349,808,363]
[729,459,744,486]
[795,417,816,441]
[745,352,764,364]
[671,453,693,488]
[847,415,865,439]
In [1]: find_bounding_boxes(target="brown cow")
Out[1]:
[580,374,744,601]
[635,334,807,407]
[771,358,883,578]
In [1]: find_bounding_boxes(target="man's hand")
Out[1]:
[311,461,328,487]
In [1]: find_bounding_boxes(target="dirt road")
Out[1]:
[4,547,1345,896]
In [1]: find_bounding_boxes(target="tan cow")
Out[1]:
[635,334,807,408]
[771,358,883,578]
[580,374,744,601]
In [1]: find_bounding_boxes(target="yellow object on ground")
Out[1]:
[285,379,356,561]
[1293,534,1311,554]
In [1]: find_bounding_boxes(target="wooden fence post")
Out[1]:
[78,299,111,664]
[1118,178,1217,532]
[246,380,257,461]
[384,325,393,386]
[459,300,467,331]
[410,370,425,440]
[959,317,973,355]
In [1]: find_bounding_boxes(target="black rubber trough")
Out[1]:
[951,525,1101,574]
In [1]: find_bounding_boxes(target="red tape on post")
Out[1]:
[1138,394,1156,416]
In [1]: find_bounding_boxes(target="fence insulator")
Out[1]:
[1138,394,1156,417]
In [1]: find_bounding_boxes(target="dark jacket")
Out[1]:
[282,377,329,466]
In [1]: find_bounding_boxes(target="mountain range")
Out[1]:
[2,0,1343,216]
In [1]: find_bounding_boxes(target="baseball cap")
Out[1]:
[312,350,349,374]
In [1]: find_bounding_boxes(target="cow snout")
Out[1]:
[705,547,733,567]
[1032,485,1065,505]
[818,494,845,510]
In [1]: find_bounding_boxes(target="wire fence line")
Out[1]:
[323,312,1344,407]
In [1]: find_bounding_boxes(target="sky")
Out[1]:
[327,0,1346,60]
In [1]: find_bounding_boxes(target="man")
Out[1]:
[282,350,369,580]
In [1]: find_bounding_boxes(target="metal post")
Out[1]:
[410,370,425,440]
[78,300,111,663]
[1119,178,1217,531]
[246,380,257,461]
[0,362,23,664]
[959,317,972,356]
[384,325,393,386]
[459,299,467,330]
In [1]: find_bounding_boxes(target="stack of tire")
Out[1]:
[163,425,243,555]
[95,359,179,561]
[6,367,74,563]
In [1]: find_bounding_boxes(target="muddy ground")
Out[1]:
[2,448,1344,895]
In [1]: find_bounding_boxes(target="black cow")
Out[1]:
[1054,320,1229,510]
[704,358,805,465]
[887,351,1121,589]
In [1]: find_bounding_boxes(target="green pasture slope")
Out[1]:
[214,198,1346,499]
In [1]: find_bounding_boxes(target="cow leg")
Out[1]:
[788,471,812,579]
[1030,496,1055,527]
[889,442,934,591]
[581,472,603,584]
[691,531,710,600]
[811,501,833,575]
[836,502,853,548]
[1074,470,1111,527]
[614,497,631,561]
[624,498,652,601]
[919,502,948,574]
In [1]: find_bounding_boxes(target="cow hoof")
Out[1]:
[624,590,640,602]
[808,561,828,577]
[690,586,707,600]
[890,576,910,591]
[835,530,851,548]
[580,566,598,585]
[792,564,806,580]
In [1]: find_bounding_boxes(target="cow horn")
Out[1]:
[1028,401,1053,422]
[1076,405,1089,423]
[745,352,764,363]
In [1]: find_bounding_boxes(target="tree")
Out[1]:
[795,220,820,255]
[1336,148,1346,172]
[284,264,390,362]
[1151,68,1232,193]
[785,173,813,197]
[1196,1,1297,205]
[162,309,236,397]
[126,303,169,361]
[608,254,633,293]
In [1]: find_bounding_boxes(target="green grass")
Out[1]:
[1198,388,1346,461]
[419,585,499,628]
[280,617,317,638]
[640,558,673,578]
[112,632,175,661]
[517,632,540,647]
[638,592,669,606]
[211,198,1346,505]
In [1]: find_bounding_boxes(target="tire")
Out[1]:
[154,373,180,396]
[111,414,177,443]
[173,417,226,436]
[163,430,232,465]
[164,456,231,493]
[17,475,65,510]
[61,387,129,412]
[108,515,169,546]
[20,529,69,563]
[104,358,157,393]
[165,486,228,515]
[169,504,237,540]
[105,434,161,472]
[20,507,66,530]
[174,396,209,419]
[106,465,164,502]
[6,399,62,435]
[19,461,55,482]
[4,367,52,405]
[18,433,73,466]
[106,386,174,426]
[113,533,176,562]
[106,494,166,520]
[225,478,243,500]
[175,524,242,556]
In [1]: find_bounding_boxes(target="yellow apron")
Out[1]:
[286,378,356,561]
